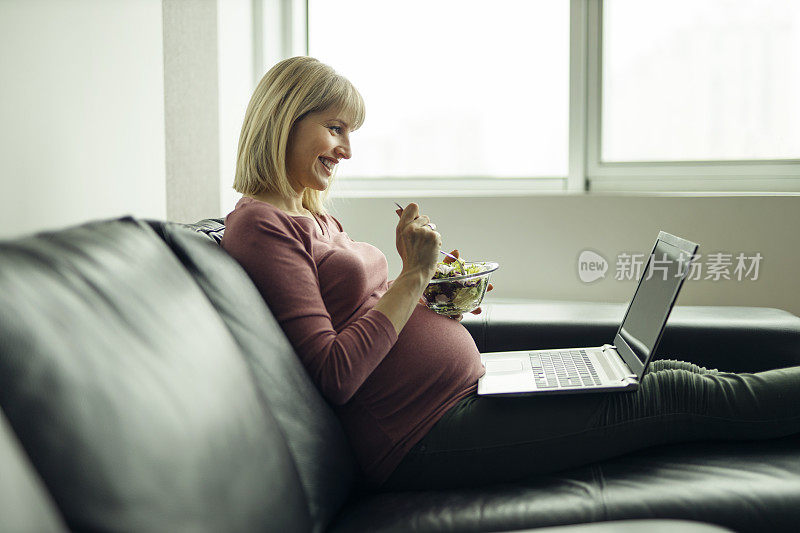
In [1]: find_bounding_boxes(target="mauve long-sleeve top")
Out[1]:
[221,197,485,486]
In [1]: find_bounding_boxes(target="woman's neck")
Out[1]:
[248,190,307,216]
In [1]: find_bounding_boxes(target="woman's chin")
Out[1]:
[317,171,334,188]
[307,178,329,192]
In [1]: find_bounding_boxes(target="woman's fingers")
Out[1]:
[398,202,419,224]
[396,203,437,231]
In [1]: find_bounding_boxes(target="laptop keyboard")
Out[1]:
[530,350,603,389]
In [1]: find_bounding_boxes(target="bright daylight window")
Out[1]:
[308,0,569,180]
[602,0,800,162]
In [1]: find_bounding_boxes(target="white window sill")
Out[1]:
[328,177,567,198]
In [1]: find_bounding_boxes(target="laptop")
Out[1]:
[477,231,699,397]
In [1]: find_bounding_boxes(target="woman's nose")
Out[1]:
[335,138,352,159]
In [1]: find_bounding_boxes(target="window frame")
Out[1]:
[254,0,800,196]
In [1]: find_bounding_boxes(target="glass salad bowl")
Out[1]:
[422,260,499,316]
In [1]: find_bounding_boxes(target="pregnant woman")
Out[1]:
[221,56,800,490]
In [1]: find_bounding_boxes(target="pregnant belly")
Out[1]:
[354,304,485,417]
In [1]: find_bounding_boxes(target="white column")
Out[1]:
[163,0,221,223]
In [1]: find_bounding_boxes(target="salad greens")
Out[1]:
[431,261,483,279]
[423,260,491,315]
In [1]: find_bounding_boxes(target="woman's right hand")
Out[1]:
[395,203,441,280]
[375,203,442,335]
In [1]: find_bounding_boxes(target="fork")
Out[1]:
[393,202,465,273]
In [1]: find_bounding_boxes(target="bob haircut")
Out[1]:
[233,56,365,215]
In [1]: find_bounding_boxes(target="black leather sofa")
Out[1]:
[2,216,798,532]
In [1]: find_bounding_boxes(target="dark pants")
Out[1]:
[382,359,800,490]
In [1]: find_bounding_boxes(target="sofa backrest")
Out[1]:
[0,218,311,532]
[151,219,357,533]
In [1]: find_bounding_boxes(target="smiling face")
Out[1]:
[285,109,352,194]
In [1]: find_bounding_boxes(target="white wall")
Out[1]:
[328,194,800,317]
[0,0,166,238]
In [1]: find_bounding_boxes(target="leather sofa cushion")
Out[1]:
[150,220,358,532]
[0,408,66,532]
[0,218,310,532]
[329,433,800,533]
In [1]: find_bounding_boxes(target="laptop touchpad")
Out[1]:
[485,360,524,374]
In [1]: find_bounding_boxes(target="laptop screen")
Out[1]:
[617,238,695,365]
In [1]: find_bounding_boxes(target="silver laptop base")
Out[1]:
[477,346,640,397]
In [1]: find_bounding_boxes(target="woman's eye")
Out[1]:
[329,126,342,134]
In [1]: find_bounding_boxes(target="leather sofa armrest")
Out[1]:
[462,299,800,373]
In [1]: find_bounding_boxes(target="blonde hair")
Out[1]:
[233,56,365,215]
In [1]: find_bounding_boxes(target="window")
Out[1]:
[308,0,570,194]
[602,0,800,162]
